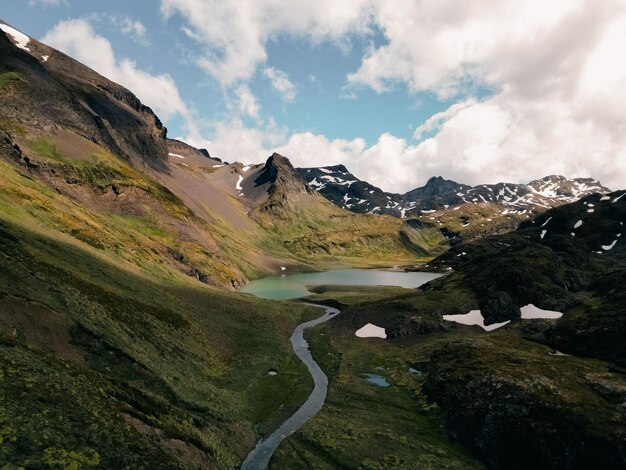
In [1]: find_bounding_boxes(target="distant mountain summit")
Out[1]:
[298,165,610,219]
[403,176,472,209]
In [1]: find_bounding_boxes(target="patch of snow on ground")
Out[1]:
[600,196,611,201]
[355,323,387,339]
[613,193,625,203]
[319,167,333,174]
[602,239,618,251]
[588,209,595,213]
[540,230,547,239]
[421,209,436,214]
[235,175,244,191]
[280,266,286,271]
[212,164,224,168]
[443,310,510,331]
[168,152,184,159]
[520,304,563,319]
[0,24,31,51]
[541,217,552,227]
[308,178,325,189]
[574,220,583,229]
[241,165,250,172]
[268,370,278,376]
[549,350,569,356]
[41,55,49,62]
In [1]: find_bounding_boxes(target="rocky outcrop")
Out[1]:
[256,153,312,213]
[479,291,520,324]
[424,339,626,470]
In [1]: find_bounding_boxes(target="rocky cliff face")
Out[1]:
[0,23,169,168]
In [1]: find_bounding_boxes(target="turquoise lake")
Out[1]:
[239,269,442,300]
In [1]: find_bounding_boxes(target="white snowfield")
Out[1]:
[355,323,387,338]
[168,152,184,159]
[235,175,244,191]
[520,304,563,319]
[242,165,251,172]
[444,304,564,330]
[574,220,583,229]
[442,310,510,331]
[541,229,547,239]
[602,238,619,251]
[0,23,30,52]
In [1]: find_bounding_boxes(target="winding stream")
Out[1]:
[240,303,340,470]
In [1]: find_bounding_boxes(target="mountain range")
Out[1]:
[299,165,609,218]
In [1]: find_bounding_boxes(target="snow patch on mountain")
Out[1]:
[0,23,31,52]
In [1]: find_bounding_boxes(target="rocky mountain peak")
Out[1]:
[255,153,312,213]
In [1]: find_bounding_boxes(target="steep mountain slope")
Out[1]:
[0,21,171,169]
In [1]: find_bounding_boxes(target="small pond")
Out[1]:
[363,373,390,387]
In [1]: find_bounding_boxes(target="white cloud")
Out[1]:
[183,118,286,164]
[263,67,297,101]
[235,84,261,119]
[28,0,67,7]
[413,98,477,140]
[115,16,150,46]
[276,132,366,169]
[42,19,189,123]
[160,0,372,85]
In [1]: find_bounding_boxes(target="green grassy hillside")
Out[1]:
[0,213,325,468]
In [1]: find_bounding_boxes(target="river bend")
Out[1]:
[240,303,340,469]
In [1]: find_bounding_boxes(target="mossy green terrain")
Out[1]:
[272,317,484,469]
[273,281,626,469]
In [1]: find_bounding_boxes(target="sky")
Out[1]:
[1,0,625,192]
